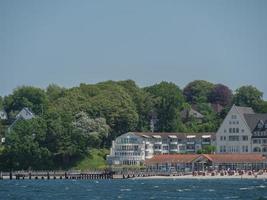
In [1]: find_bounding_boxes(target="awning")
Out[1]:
[152,135,161,139]
[187,135,196,139]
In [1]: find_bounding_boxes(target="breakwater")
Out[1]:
[0,171,114,180]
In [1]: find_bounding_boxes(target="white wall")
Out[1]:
[216,105,252,153]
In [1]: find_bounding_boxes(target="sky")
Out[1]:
[1,0,267,99]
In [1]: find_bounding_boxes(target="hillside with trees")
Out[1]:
[0,80,266,170]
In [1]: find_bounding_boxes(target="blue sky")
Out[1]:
[1,0,267,99]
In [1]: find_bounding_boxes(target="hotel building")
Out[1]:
[107,132,215,165]
[216,105,267,154]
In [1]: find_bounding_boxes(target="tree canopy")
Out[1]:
[0,80,266,170]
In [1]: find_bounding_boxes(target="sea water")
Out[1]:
[0,179,267,200]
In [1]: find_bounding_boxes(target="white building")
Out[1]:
[107,132,215,165]
[8,107,35,133]
[16,107,35,120]
[216,105,267,154]
[0,110,7,120]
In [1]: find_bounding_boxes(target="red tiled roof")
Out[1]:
[145,154,267,165]
[145,154,200,165]
[202,154,266,163]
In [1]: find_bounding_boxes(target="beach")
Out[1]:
[133,172,267,180]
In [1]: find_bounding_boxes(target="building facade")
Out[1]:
[107,132,215,165]
[145,153,267,172]
[216,105,267,154]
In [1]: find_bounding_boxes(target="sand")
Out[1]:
[133,173,267,180]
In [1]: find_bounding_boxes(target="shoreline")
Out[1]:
[132,174,267,180]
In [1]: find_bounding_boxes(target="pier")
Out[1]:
[0,171,114,180]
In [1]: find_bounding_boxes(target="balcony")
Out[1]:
[170,141,178,145]
[154,149,162,152]
[154,141,162,145]
[187,141,195,145]
[170,149,178,152]
[202,141,211,145]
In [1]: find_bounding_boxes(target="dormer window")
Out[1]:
[257,120,264,129]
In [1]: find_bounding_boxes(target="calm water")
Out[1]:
[0,179,267,200]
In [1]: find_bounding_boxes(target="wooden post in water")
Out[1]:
[9,172,12,180]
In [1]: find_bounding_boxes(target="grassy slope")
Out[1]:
[73,149,109,171]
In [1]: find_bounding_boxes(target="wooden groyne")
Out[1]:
[0,171,171,180]
[0,171,114,180]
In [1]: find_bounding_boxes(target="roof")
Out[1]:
[244,114,267,131]
[235,105,255,116]
[180,108,204,119]
[145,154,200,165]
[145,154,267,165]
[203,154,267,163]
[132,132,216,140]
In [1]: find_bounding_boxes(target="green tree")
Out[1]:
[4,86,48,115]
[0,118,53,170]
[117,80,155,131]
[183,80,214,104]
[233,86,264,112]
[46,84,66,101]
[145,82,186,132]
[72,112,110,148]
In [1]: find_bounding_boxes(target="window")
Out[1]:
[233,128,236,133]
[241,129,245,133]
[220,146,226,153]
[162,146,169,150]
[228,146,240,152]
[229,128,232,133]
[231,115,237,119]
[253,147,261,152]
[253,139,261,144]
[220,136,226,141]
[242,145,248,152]
[224,129,227,133]
[242,136,248,141]
[236,121,239,124]
[263,139,267,144]
[229,121,232,125]
[236,128,239,133]
[229,136,239,141]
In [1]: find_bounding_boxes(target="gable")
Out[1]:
[216,105,251,135]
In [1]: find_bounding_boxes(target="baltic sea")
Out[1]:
[0,179,267,200]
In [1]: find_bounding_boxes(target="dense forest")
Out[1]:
[0,80,266,170]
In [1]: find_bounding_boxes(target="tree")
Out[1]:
[0,96,3,110]
[72,112,110,148]
[46,84,66,101]
[209,84,233,106]
[233,86,264,112]
[183,80,214,104]
[0,118,53,170]
[117,80,155,131]
[197,145,216,154]
[4,86,48,115]
[145,82,186,132]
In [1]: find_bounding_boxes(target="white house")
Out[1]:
[216,105,267,154]
[16,107,35,120]
[8,107,35,133]
[0,110,7,120]
[107,132,215,166]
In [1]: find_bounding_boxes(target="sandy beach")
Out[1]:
[133,173,267,180]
